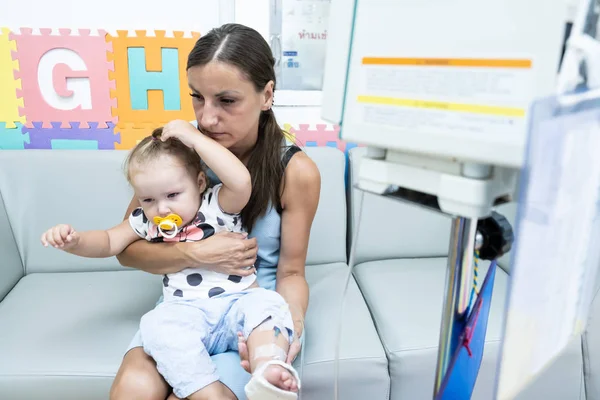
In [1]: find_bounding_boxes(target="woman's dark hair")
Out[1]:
[187,23,286,232]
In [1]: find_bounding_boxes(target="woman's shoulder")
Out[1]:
[281,148,321,203]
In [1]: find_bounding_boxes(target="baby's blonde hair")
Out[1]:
[124,127,204,183]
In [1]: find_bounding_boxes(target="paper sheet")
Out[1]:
[496,97,600,399]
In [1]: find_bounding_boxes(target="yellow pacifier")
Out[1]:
[153,214,183,239]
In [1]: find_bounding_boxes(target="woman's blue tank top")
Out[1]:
[204,144,301,291]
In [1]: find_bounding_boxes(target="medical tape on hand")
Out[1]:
[252,343,288,361]
[256,319,277,332]
[256,318,292,342]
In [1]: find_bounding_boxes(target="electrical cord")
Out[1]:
[298,319,305,399]
[467,249,481,312]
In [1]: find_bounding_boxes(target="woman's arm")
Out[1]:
[116,196,259,275]
[276,152,321,337]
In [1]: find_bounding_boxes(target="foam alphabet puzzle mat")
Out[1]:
[0,26,354,153]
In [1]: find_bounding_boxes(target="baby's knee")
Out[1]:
[139,309,173,348]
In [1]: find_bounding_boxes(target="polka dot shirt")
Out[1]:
[129,183,257,300]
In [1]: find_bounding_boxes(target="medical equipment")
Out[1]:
[321,0,574,397]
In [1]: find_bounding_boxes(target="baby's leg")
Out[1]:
[139,301,223,399]
[231,289,298,392]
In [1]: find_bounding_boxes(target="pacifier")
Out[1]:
[153,214,183,239]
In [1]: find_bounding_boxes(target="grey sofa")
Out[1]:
[0,147,388,400]
[0,145,589,400]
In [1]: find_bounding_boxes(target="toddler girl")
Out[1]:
[41,119,301,399]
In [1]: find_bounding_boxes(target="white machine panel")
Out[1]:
[322,0,567,168]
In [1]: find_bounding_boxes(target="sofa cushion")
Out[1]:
[0,263,388,400]
[301,263,390,399]
[0,270,162,399]
[353,257,584,400]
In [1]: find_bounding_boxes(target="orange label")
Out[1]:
[362,57,531,68]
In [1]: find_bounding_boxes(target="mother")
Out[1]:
[109,23,320,400]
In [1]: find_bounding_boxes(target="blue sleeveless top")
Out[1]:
[204,144,301,291]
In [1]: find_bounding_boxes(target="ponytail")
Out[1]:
[241,109,286,232]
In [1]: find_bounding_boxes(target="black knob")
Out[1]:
[476,211,514,260]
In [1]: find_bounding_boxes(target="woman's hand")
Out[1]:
[180,231,258,276]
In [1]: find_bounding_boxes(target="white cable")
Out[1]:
[334,188,365,400]
[298,321,305,400]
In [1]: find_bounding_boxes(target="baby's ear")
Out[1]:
[197,171,207,192]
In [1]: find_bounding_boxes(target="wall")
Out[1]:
[0,0,351,154]
[0,0,577,153]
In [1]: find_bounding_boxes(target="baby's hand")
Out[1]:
[162,120,201,149]
[41,224,80,249]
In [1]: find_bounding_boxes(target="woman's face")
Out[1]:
[187,61,273,156]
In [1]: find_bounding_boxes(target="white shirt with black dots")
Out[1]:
[129,184,257,300]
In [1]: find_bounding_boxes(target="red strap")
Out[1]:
[462,300,483,357]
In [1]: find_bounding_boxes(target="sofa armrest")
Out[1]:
[0,191,23,301]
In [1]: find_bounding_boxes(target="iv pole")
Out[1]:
[433,216,479,395]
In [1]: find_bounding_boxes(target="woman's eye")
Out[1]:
[221,98,235,104]
[190,93,204,101]
[167,193,179,199]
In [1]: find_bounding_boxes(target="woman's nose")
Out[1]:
[200,102,219,128]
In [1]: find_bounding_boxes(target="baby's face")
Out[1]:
[130,154,203,227]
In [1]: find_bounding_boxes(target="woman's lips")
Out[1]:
[203,130,226,138]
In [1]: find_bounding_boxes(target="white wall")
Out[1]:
[3,0,579,129]
[0,0,223,37]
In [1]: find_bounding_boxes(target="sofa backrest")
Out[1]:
[302,147,347,265]
[348,147,452,265]
[0,146,346,274]
[0,188,23,301]
[0,150,134,274]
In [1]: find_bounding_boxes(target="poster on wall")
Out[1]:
[272,0,331,91]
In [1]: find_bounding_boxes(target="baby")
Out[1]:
[41,120,301,400]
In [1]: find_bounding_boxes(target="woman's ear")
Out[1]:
[261,80,274,111]
[197,171,207,192]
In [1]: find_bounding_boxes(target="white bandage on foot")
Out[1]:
[253,343,287,361]
[245,360,301,400]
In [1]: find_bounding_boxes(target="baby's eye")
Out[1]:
[167,193,180,199]
[142,198,153,203]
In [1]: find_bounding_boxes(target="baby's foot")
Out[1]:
[262,363,299,393]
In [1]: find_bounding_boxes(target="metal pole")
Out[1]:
[433,216,479,396]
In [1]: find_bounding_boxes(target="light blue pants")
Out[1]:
[137,288,294,399]
[127,333,252,399]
